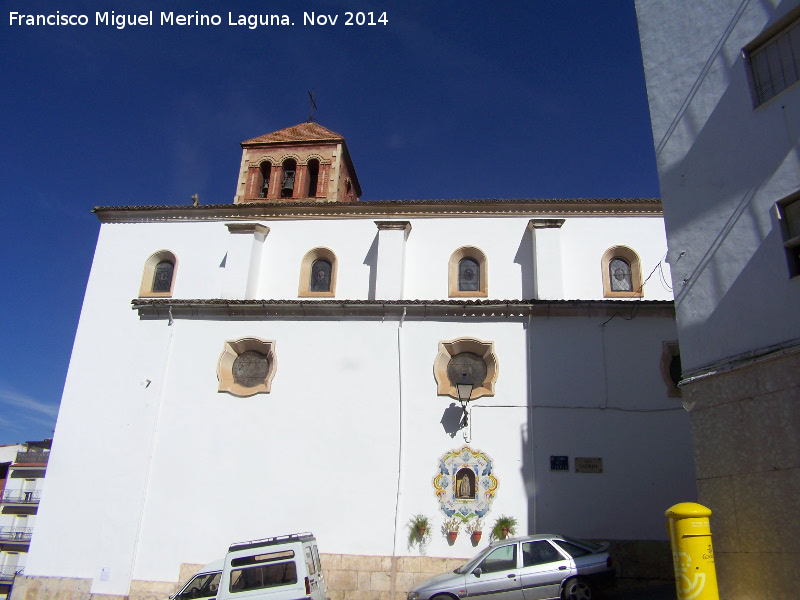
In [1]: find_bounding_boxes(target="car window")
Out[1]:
[229,561,297,592]
[305,547,317,575]
[553,540,592,558]
[478,544,517,574]
[521,541,563,566]
[177,572,221,599]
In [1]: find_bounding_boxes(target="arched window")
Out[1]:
[298,247,337,297]
[458,257,480,291]
[601,246,643,298]
[152,260,174,293]
[309,258,332,292]
[259,162,272,198]
[609,257,632,292]
[281,159,296,198]
[306,159,320,198]
[139,250,178,298]
[449,246,488,297]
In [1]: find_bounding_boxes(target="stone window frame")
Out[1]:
[298,247,338,297]
[601,245,643,298]
[139,250,178,298]
[448,246,488,298]
[433,337,499,400]
[661,341,682,398]
[217,337,277,397]
[777,192,800,278]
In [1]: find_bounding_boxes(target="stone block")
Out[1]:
[696,476,740,553]
[715,551,767,600]
[177,564,206,585]
[741,390,800,471]
[321,553,342,571]
[370,572,392,592]
[357,571,371,591]
[339,555,364,572]
[690,401,750,478]
[130,579,181,600]
[327,570,358,591]
[380,556,393,572]
[359,556,382,572]
[327,590,344,600]
[761,551,800,600]
[394,571,416,593]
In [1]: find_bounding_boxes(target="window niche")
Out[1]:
[298,247,338,297]
[601,246,643,298]
[661,341,682,397]
[433,338,498,400]
[258,161,272,198]
[139,250,177,298]
[217,338,277,397]
[448,246,488,297]
[281,159,297,198]
[778,193,800,277]
[305,158,320,198]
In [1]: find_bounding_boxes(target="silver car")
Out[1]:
[406,534,615,600]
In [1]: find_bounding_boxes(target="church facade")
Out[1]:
[15,123,695,600]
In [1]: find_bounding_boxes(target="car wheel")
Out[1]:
[562,577,593,600]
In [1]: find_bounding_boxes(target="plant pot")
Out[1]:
[417,528,427,538]
[501,527,510,539]
[447,531,458,542]
[471,531,482,543]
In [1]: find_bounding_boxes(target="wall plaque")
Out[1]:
[575,457,603,473]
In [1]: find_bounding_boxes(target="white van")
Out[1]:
[171,559,223,600]
[217,533,327,600]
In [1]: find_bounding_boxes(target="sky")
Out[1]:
[0,0,660,444]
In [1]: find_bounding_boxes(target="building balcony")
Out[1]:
[0,566,23,582]
[0,527,32,543]
[1,490,41,505]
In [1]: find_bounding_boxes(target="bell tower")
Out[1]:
[233,121,362,203]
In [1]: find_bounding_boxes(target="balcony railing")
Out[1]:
[0,566,23,582]
[13,451,49,466]
[1,490,41,504]
[0,527,33,542]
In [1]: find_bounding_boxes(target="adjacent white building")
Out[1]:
[636,2,800,599]
[0,441,50,600]
[14,122,695,600]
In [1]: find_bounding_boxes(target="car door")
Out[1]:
[464,543,524,600]
[519,541,574,600]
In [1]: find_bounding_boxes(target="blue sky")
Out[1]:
[0,0,659,443]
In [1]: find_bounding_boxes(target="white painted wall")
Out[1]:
[637,0,800,371]
[26,210,688,595]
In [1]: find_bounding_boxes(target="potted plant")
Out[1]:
[442,517,461,542]
[466,518,483,544]
[407,514,430,548]
[490,515,517,541]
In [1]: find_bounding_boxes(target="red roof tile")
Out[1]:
[242,121,345,146]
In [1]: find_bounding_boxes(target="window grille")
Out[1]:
[309,259,332,292]
[458,257,480,291]
[609,258,632,291]
[152,260,174,293]
[749,17,800,105]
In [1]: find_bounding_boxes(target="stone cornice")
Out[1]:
[94,198,662,223]
[131,298,674,320]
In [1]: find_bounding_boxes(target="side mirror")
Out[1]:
[472,568,482,578]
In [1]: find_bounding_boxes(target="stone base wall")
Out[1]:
[684,351,800,600]
[10,540,674,600]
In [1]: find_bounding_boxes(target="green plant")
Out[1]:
[407,514,431,548]
[490,515,517,541]
[466,518,483,534]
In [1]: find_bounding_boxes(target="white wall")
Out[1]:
[26,211,687,594]
[637,0,800,371]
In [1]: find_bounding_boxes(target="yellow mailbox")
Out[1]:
[665,503,719,600]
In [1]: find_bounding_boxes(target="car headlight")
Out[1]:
[407,593,420,600]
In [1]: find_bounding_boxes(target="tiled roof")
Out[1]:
[242,121,345,146]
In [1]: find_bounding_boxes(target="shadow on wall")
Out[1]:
[364,233,378,300]
[513,225,536,299]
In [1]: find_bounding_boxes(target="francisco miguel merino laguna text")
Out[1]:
[9,11,389,29]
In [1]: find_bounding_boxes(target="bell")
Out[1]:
[282,171,295,193]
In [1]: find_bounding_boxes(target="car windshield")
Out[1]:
[560,536,602,552]
[454,548,492,574]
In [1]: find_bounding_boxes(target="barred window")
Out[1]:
[779,194,800,277]
[458,257,480,291]
[310,258,332,292]
[749,16,800,105]
[152,260,174,293]
[609,258,632,292]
